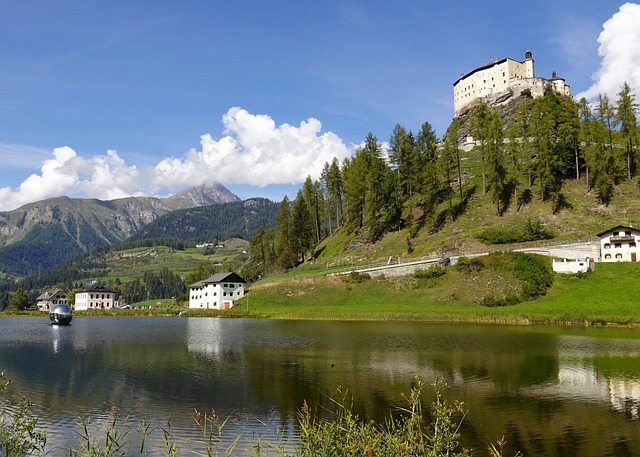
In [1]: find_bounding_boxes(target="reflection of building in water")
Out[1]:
[609,378,640,419]
[557,365,640,419]
[186,318,245,362]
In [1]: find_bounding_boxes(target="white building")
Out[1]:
[74,284,118,310]
[189,272,245,310]
[597,225,640,262]
[453,50,570,116]
[552,258,592,274]
[36,288,68,311]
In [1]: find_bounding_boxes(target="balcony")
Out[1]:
[610,235,635,242]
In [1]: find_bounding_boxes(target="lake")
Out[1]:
[1,317,640,456]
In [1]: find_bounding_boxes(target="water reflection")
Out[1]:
[1,317,640,456]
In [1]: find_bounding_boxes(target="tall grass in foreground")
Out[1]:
[2,371,516,456]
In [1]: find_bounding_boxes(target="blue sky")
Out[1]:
[0,1,635,211]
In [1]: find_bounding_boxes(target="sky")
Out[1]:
[0,1,637,211]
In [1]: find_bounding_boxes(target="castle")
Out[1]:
[453,50,570,116]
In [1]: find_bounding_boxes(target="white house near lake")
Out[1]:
[597,225,640,262]
[189,272,245,310]
[74,283,118,310]
[36,288,68,311]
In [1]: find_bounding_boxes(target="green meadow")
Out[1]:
[234,260,640,326]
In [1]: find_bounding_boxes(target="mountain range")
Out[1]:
[0,183,247,277]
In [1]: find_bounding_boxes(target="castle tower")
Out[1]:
[524,49,535,78]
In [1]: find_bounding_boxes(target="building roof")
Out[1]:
[36,288,66,301]
[596,225,639,237]
[453,57,513,86]
[75,283,117,294]
[189,272,245,288]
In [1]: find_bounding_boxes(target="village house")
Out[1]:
[597,225,640,262]
[74,283,118,310]
[189,272,245,310]
[36,288,68,311]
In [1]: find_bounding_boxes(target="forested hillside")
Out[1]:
[130,198,279,242]
[242,83,640,281]
[0,183,240,277]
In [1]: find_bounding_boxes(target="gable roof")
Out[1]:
[596,225,640,237]
[36,288,66,301]
[189,272,245,288]
[75,283,117,294]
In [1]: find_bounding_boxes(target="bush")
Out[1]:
[341,271,371,284]
[512,252,553,299]
[477,219,553,245]
[480,295,521,307]
[454,257,484,274]
[414,266,447,280]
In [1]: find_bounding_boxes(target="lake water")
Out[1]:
[1,317,640,456]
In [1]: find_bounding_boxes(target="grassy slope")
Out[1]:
[89,238,249,283]
[243,262,640,326]
[309,177,640,270]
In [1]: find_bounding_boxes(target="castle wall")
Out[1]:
[453,51,569,116]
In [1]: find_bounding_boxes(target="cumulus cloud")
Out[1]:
[576,3,640,101]
[0,108,351,211]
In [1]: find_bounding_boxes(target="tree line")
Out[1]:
[242,83,639,281]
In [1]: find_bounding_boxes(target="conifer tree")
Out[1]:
[415,121,440,226]
[615,82,638,181]
[289,191,314,262]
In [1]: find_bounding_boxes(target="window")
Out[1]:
[631,242,637,248]
[615,243,622,248]
[616,253,623,259]
[605,254,611,259]
[604,243,611,249]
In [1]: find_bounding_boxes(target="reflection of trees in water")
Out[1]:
[4,318,640,456]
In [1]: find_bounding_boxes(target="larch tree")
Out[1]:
[615,82,638,181]
[415,121,440,225]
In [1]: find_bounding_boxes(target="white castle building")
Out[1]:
[453,50,570,116]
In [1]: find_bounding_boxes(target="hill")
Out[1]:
[0,183,240,277]
[130,197,278,242]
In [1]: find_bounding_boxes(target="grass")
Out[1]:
[2,369,475,457]
[242,260,640,326]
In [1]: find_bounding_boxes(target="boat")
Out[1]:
[49,304,73,325]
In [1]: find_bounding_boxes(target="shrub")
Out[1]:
[341,271,371,284]
[480,295,521,307]
[454,257,485,274]
[0,371,47,457]
[477,219,553,245]
[414,266,447,280]
[512,252,553,299]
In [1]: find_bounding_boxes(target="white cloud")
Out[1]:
[153,107,351,189]
[0,108,352,211]
[576,3,640,101]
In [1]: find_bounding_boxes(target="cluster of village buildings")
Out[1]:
[36,271,246,312]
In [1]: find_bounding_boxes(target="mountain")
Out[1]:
[0,183,240,277]
[164,183,240,208]
[129,198,278,243]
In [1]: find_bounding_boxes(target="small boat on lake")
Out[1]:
[49,304,73,325]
